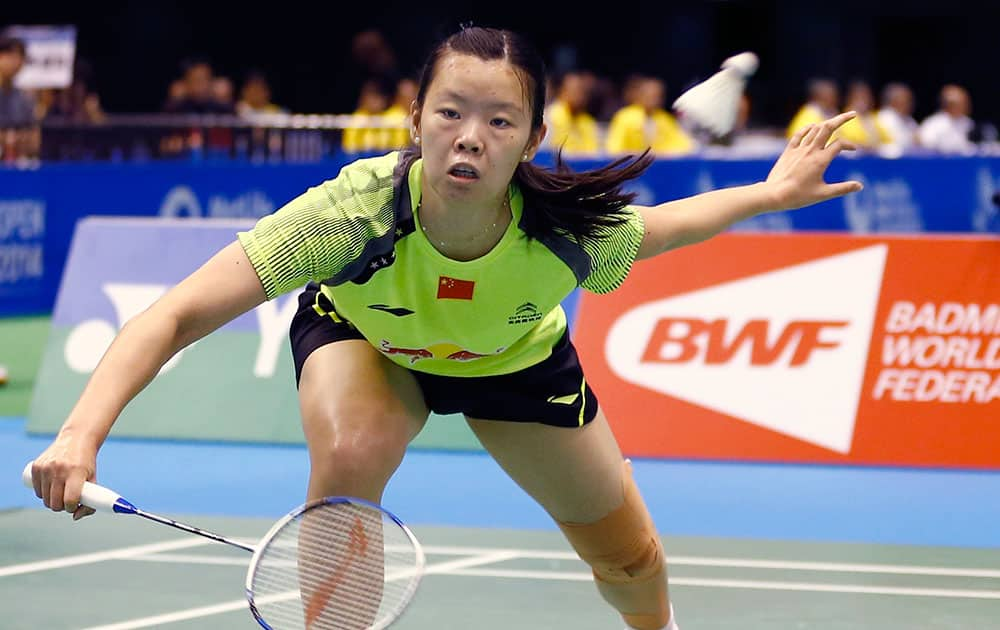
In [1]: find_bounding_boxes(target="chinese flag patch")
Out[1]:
[437,276,475,300]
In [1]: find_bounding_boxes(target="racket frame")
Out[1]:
[245,496,425,630]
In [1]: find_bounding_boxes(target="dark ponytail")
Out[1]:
[514,150,654,241]
[416,26,655,241]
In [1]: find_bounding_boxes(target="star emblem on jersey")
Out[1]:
[369,254,393,270]
[437,276,475,300]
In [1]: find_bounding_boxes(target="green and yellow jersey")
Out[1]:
[238,151,643,377]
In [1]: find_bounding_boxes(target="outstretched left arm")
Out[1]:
[635,111,864,260]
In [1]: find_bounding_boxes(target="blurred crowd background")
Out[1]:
[1,2,997,164]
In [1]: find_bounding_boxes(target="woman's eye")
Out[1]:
[440,109,459,119]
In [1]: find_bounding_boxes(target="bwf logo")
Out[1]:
[606,245,888,453]
[641,318,848,366]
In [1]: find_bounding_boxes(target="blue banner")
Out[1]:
[1,155,998,316]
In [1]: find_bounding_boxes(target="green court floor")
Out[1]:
[3,509,999,629]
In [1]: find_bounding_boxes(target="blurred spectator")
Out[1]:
[236,71,286,117]
[0,35,39,162]
[341,77,393,153]
[0,36,34,127]
[163,58,234,114]
[837,80,889,151]
[876,82,919,153]
[620,74,645,108]
[352,29,397,80]
[786,78,839,137]
[919,84,976,155]
[381,77,417,149]
[544,70,600,156]
[212,76,235,110]
[606,76,695,156]
[37,59,105,123]
[339,29,399,115]
[588,74,622,122]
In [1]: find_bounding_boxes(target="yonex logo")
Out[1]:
[508,302,543,325]
[63,282,297,378]
[605,245,888,453]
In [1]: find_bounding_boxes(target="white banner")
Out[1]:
[3,25,77,89]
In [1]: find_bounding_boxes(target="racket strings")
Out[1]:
[250,501,420,629]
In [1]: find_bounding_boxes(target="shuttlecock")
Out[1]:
[672,51,759,137]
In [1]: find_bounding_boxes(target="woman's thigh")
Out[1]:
[298,339,429,500]
[466,407,626,523]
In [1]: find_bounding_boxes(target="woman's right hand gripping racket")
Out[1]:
[23,461,425,629]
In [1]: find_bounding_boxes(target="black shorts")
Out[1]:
[289,283,599,428]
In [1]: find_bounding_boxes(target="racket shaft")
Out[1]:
[136,510,255,552]
[22,460,254,553]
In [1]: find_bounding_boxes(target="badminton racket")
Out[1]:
[23,461,424,630]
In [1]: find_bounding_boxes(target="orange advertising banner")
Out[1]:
[574,233,1000,468]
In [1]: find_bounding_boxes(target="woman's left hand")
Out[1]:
[765,111,864,212]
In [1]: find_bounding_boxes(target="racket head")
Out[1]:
[246,497,424,630]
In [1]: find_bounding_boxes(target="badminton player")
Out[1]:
[29,26,862,630]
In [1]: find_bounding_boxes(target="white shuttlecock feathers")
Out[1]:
[672,51,759,137]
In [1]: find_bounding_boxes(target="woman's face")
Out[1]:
[413,53,544,208]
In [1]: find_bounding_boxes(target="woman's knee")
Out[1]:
[304,404,412,491]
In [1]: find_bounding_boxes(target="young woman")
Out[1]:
[29,26,862,630]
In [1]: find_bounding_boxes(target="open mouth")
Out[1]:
[448,165,480,180]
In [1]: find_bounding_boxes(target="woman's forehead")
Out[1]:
[427,53,530,109]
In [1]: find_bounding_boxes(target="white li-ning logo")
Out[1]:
[605,245,888,453]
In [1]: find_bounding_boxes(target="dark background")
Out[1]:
[2,0,996,128]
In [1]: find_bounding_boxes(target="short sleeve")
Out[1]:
[237,156,397,299]
[579,206,645,294]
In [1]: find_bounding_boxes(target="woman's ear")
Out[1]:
[410,101,422,143]
[523,123,547,161]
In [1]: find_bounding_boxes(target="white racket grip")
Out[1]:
[21,461,137,514]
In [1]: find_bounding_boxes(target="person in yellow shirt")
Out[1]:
[544,70,600,156]
[787,78,839,138]
[836,80,890,151]
[382,77,418,149]
[342,78,392,153]
[606,77,695,156]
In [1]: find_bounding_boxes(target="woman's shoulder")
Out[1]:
[335,151,403,184]
[313,151,406,214]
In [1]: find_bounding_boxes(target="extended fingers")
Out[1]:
[812,111,857,148]
[825,138,858,154]
[824,180,865,200]
[789,124,814,148]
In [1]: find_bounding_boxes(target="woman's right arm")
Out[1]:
[30,240,267,518]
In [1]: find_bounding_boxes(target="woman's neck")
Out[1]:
[418,188,512,261]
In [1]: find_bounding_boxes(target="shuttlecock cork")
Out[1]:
[672,51,759,137]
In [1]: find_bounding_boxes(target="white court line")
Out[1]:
[134,545,1000,579]
[80,550,520,630]
[127,553,247,566]
[0,538,210,578]
[449,567,1000,600]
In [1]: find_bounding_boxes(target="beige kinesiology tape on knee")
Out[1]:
[557,460,670,630]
